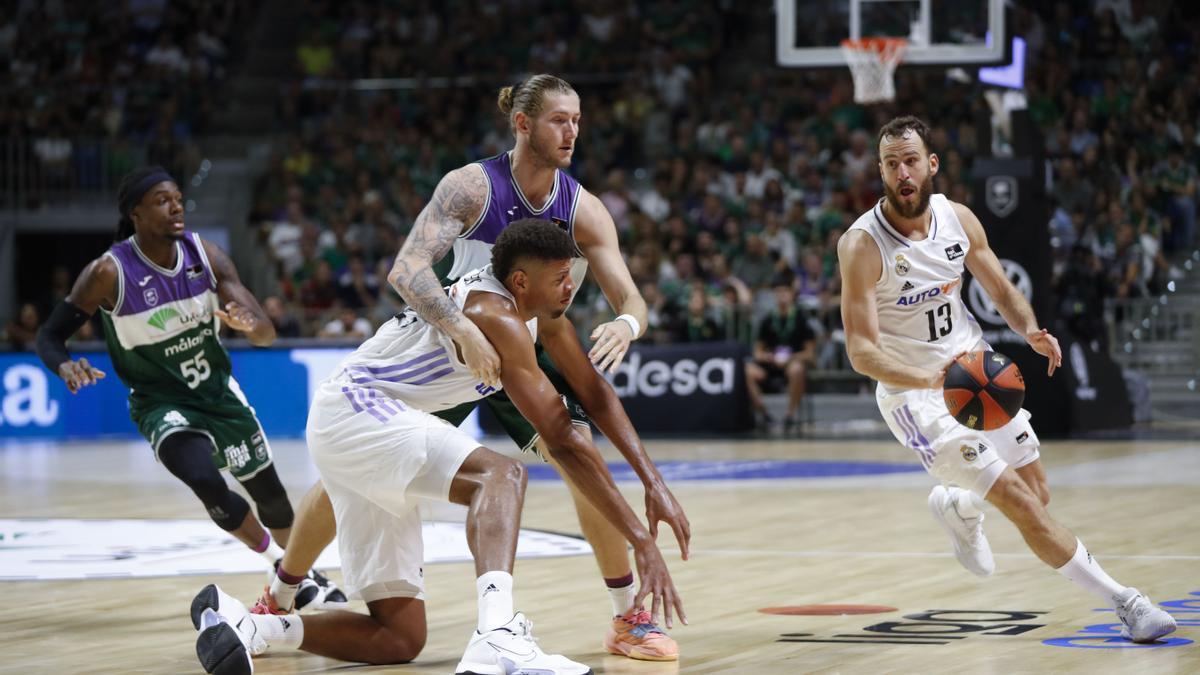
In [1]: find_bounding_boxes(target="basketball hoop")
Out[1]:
[840,37,907,104]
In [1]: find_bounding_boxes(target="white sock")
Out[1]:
[256,539,285,565]
[270,574,301,611]
[608,583,637,617]
[250,612,304,649]
[476,571,514,632]
[1055,538,1128,604]
[949,486,984,518]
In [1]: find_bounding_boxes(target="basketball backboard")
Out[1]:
[776,0,1006,67]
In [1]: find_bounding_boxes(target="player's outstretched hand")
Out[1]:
[632,540,687,629]
[215,301,258,333]
[645,483,691,561]
[588,318,634,374]
[455,319,501,389]
[57,357,106,394]
[1025,328,1062,376]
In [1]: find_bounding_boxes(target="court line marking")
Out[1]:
[691,549,1200,561]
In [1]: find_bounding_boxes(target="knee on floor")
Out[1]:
[371,630,426,664]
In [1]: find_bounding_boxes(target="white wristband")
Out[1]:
[615,313,640,339]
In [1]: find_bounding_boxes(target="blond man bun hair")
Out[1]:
[497,75,576,134]
[497,86,516,115]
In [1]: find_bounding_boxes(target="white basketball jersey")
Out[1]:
[330,265,536,412]
[847,195,982,389]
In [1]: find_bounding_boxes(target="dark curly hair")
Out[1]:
[877,115,933,156]
[491,218,576,281]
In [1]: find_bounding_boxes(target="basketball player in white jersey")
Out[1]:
[837,116,1175,642]
[190,220,683,674]
[262,75,687,661]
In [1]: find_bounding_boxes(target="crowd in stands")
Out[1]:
[244,0,1197,356]
[6,1,1199,374]
[0,0,251,203]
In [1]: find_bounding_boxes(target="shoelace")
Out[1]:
[624,610,666,635]
[250,588,286,615]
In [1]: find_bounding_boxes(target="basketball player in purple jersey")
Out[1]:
[263,75,688,660]
[838,116,1174,641]
[33,166,339,603]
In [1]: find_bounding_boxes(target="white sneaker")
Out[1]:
[196,609,255,675]
[928,485,995,577]
[1114,588,1177,643]
[191,584,270,656]
[455,611,592,675]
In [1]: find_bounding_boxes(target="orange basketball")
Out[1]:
[942,351,1025,431]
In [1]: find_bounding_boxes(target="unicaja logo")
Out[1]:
[147,307,181,330]
[607,352,735,398]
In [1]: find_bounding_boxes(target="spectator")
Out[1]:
[300,259,341,317]
[319,305,373,340]
[732,233,776,291]
[672,287,722,343]
[337,255,380,309]
[745,275,815,432]
[1108,223,1145,300]
[263,296,302,339]
[5,302,40,351]
[1155,144,1197,252]
[762,210,798,269]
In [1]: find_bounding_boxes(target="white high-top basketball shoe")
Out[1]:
[456,611,592,675]
[1114,588,1177,643]
[192,584,269,675]
[928,485,995,577]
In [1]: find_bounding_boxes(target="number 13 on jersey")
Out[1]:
[925,303,953,342]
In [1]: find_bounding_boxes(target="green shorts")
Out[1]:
[132,388,273,481]
[434,347,589,459]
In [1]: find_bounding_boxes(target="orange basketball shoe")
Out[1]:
[250,586,292,616]
[603,608,679,661]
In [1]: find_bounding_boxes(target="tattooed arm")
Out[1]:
[387,164,501,386]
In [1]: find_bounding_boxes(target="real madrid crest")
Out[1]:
[894,254,911,276]
[960,444,978,462]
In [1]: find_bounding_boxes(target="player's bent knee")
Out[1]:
[367,598,427,663]
[255,495,294,530]
[483,455,526,498]
[373,632,425,665]
[240,467,295,529]
[503,458,528,492]
[986,472,1041,517]
[206,494,250,531]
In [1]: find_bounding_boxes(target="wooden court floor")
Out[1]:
[0,436,1197,674]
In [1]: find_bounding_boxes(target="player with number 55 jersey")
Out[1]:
[33,167,344,609]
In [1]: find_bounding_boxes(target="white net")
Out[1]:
[841,38,907,104]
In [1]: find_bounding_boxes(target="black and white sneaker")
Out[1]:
[306,567,349,610]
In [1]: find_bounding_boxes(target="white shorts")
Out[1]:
[307,380,481,603]
[878,385,1040,497]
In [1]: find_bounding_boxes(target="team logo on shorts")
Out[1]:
[224,441,251,469]
[894,254,911,276]
[251,432,267,461]
[163,410,189,427]
[961,442,988,462]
